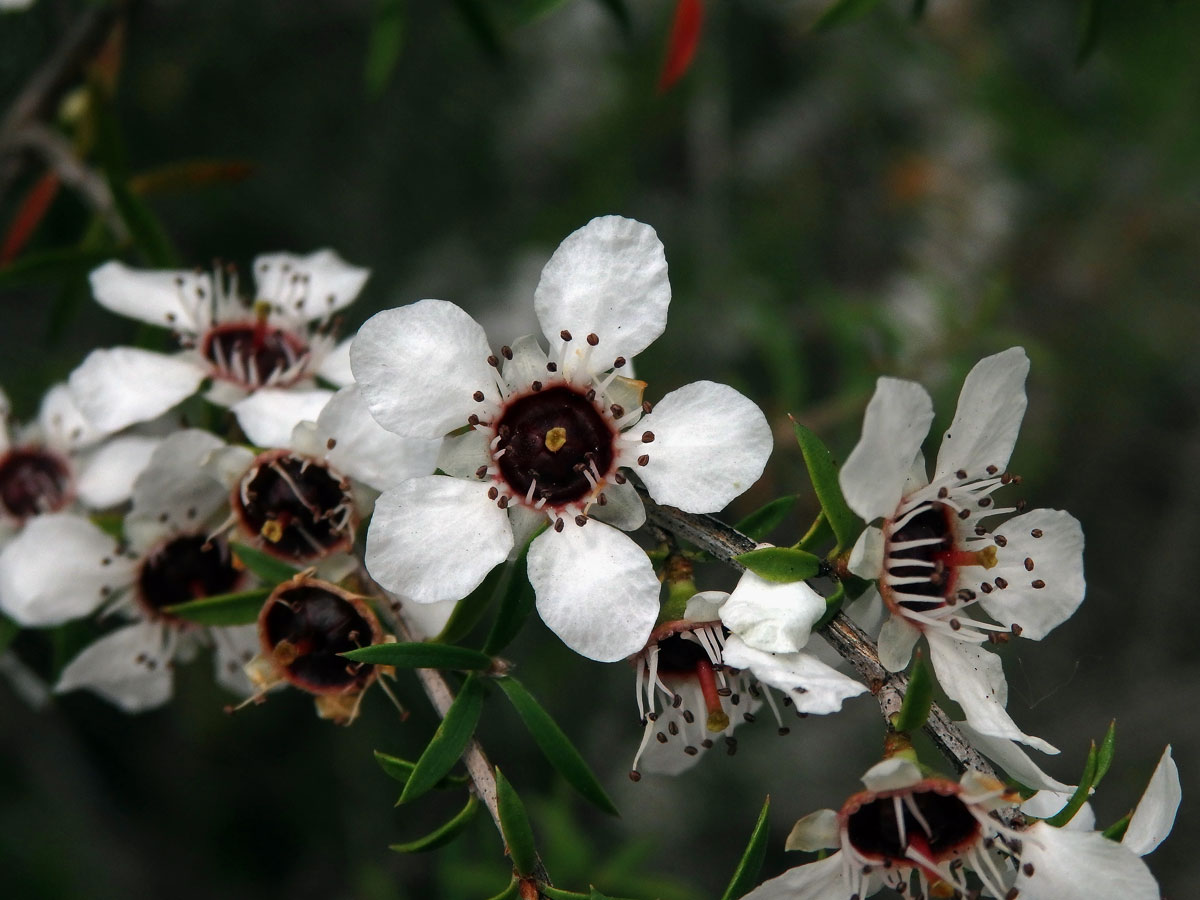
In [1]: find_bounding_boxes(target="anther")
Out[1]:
[610,404,624,418]
[560,330,572,341]
[546,361,558,372]
[575,515,588,526]
[994,576,1008,589]
[949,619,962,630]
[743,712,756,723]
[585,388,596,402]
[497,495,510,509]
[586,333,599,346]
[641,431,655,443]
[1022,863,1034,876]
[613,356,626,368]
[958,508,971,519]
[684,746,698,756]
[642,401,653,414]
[1011,623,1024,636]
[1016,499,1028,512]
[986,465,998,475]
[938,487,949,499]
[487,487,499,500]
[1031,528,1043,538]
[995,535,1008,547]
[597,493,608,506]
[981,583,994,594]
[468,414,481,426]
[1031,579,1046,589]
[473,391,485,402]
[554,518,565,532]
[682,710,694,723]
[628,770,641,782]
[978,497,992,507]
[487,355,499,367]
[475,466,488,478]
[501,345,513,360]
[1024,557,1034,571]
[778,727,790,736]
[531,381,543,392]
[975,525,988,536]
[701,739,713,748]
[671,693,682,708]
[614,472,627,484]
[956,469,968,479]
[656,732,668,744]
[637,454,650,466]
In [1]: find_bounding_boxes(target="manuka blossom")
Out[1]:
[744,757,1166,900]
[629,572,867,778]
[837,348,1084,752]
[68,250,368,448]
[350,216,773,662]
[0,430,259,711]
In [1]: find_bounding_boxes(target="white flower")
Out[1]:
[838,347,1084,752]
[68,250,368,447]
[0,430,259,711]
[351,216,773,662]
[745,757,1166,900]
[627,573,866,778]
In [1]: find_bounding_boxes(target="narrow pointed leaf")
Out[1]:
[344,642,494,671]
[1093,719,1117,788]
[482,533,541,655]
[720,795,771,900]
[374,750,468,792]
[814,583,845,631]
[734,546,822,584]
[108,177,178,268]
[813,0,885,32]
[439,558,507,645]
[734,496,797,544]
[2,171,60,264]
[389,794,479,852]
[1102,812,1132,842]
[230,542,301,586]
[399,673,486,805]
[496,676,619,816]
[1045,741,1099,827]
[796,511,834,553]
[495,767,538,877]
[892,649,934,733]
[483,877,522,900]
[657,0,704,93]
[365,0,406,97]
[791,419,861,552]
[163,587,272,626]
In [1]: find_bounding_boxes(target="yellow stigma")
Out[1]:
[977,545,998,569]
[929,881,956,899]
[544,426,567,452]
[261,519,284,543]
[706,709,730,733]
[272,640,300,666]
[253,298,272,321]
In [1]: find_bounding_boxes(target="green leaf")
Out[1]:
[365,0,406,98]
[1102,811,1132,842]
[720,795,771,900]
[1076,0,1102,67]
[813,0,885,32]
[1093,719,1117,789]
[373,750,468,791]
[495,767,538,877]
[389,794,479,852]
[483,877,521,900]
[496,676,619,816]
[892,649,934,733]
[230,542,301,586]
[107,177,178,268]
[735,546,822,584]
[813,583,845,631]
[795,511,834,554]
[734,496,797,543]
[541,889,639,900]
[344,642,494,671]
[162,587,271,626]
[482,532,541,655]
[0,613,18,655]
[399,673,486,805]
[1045,742,1100,828]
[438,561,506,645]
[791,419,861,552]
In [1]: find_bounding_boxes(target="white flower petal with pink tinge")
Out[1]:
[527,520,659,662]
[1015,822,1159,900]
[877,613,921,672]
[69,347,205,433]
[534,216,670,372]
[719,570,825,654]
[253,249,369,320]
[741,852,872,900]
[39,383,107,452]
[351,299,501,439]
[0,513,130,627]
[934,346,1029,481]
[636,380,772,514]
[1123,746,1180,857]
[315,336,354,387]
[366,475,513,604]
[960,722,1074,794]
[75,435,160,510]
[926,629,1058,754]
[90,260,210,333]
[839,377,934,522]
[57,622,174,712]
[126,430,230,551]
[721,635,867,714]
[435,427,490,479]
[588,476,646,531]
[232,388,332,450]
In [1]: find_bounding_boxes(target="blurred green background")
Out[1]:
[1,1,1196,897]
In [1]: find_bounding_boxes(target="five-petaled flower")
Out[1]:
[838,347,1085,753]
[350,216,774,662]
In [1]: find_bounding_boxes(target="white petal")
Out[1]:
[683,590,728,623]
[877,614,921,672]
[527,520,659,662]
[435,427,491,479]
[637,381,773,513]
[1123,746,1181,856]
[38,383,107,451]
[925,630,1058,754]
[975,508,1085,640]
[934,347,1029,480]
[633,678,750,776]
[0,513,130,626]
[1016,822,1160,900]
[534,216,670,370]
[844,584,888,635]
[740,853,869,900]
[847,526,884,579]
[232,388,332,449]
[719,570,826,654]
[839,377,933,521]
[398,597,461,641]
[74,435,161,509]
[69,347,205,432]
[253,249,369,320]
[56,622,174,712]
[126,429,230,550]
[312,385,440,491]
[501,334,551,391]
[507,504,546,551]
[350,300,500,439]
[589,476,646,532]
[862,757,924,792]
[722,635,867,714]
[785,809,841,851]
[315,336,354,387]
[959,721,1074,793]
[89,260,208,333]
[211,625,260,696]
[200,444,257,490]
[365,476,513,604]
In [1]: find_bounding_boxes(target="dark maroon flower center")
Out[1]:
[654,629,722,675]
[235,453,353,562]
[0,447,72,520]
[493,385,615,505]
[137,534,242,622]
[845,785,979,863]
[200,321,309,388]
[260,583,378,693]
[886,504,958,611]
